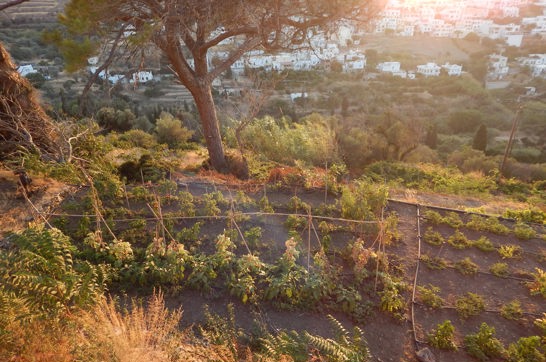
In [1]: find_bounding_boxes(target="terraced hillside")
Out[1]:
[0,0,67,21]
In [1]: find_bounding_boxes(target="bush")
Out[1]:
[96,107,137,132]
[489,262,509,278]
[464,323,505,361]
[154,112,193,148]
[340,180,388,221]
[528,268,546,298]
[0,225,107,319]
[443,212,464,228]
[241,114,338,166]
[428,320,458,350]
[455,257,479,275]
[500,300,523,320]
[116,129,158,149]
[467,216,510,235]
[455,292,485,319]
[447,109,485,134]
[421,254,448,270]
[503,208,546,224]
[417,284,444,308]
[448,147,498,175]
[498,245,523,259]
[514,223,537,240]
[448,230,472,249]
[423,210,443,225]
[424,227,444,246]
[473,236,495,252]
[506,336,545,362]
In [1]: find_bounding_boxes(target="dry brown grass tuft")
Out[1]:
[75,291,182,362]
[74,291,254,362]
[2,291,286,361]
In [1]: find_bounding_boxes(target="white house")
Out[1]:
[416,62,441,77]
[108,74,125,84]
[87,56,99,66]
[131,71,154,83]
[442,63,463,76]
[518,54,546,77]
[377,61,401,73]
[489,54,509,79]
[290,92,308,101]
[504,34,523,47]
[502,6,519,18]
[17,64,37,77]
[341,51,366,72]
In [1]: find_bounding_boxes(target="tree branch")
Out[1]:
[208,37,262,81]
[0,0,30,11]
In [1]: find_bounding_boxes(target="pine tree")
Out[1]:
[472,124,487,152]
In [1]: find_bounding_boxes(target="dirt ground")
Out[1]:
[0,169,74,237]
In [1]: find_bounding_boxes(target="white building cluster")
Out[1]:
[518,53,546,77]
[376,61,462,78]
[373,0,536,46]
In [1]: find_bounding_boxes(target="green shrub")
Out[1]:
[535,313,546,338]
[455,257,479,275]
[448,230,472,249]
[201,193,222,216]
[500,300,523,320]
[244,227,263,249]
[421,254,448,270]
[178,191,196,216]
[473,236,495,252]
[485,217,511,235]
[466,214,489,231]
[503,208,546,224]
[514,223,537,240]
[259,196,274,213]
[116,129,158,149]
[417,284,444,308]
[498,245,523,259]
[489,262,509,278]
[240,114,338,166]
[176,222,202,243]
[464,323,505,361]
[528,268,546,298]
[284,215,307,230]
[468,215,510,235]
[0,225,107,319]
[379,275,406,318]
[340,180,388,221]
[424,227,444,246]
[424,210,443,225]
[154,112,193,148]
[456,292,485,319]
[444,212,464,228]
[428,320,458,350]
[506,336,545,362]
[287,196,311,213]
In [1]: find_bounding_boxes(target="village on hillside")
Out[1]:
[10,0,546,96]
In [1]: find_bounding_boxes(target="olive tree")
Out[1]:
[59,0,379,172]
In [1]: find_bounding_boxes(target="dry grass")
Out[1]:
[75,291,182,362]
[74,291,254,362]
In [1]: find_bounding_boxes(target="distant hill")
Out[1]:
[0,0,67,22]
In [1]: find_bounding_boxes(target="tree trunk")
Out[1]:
[191,81,228,172]
[0,41,60,159]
